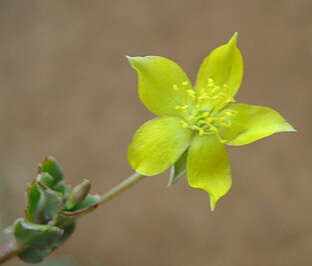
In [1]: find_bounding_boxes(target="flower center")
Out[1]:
[174,78,237,143]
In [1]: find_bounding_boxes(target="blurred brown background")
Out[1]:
[0,1,310,266]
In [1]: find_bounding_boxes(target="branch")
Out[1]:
[0,172,145,265]
[0,238,22,264]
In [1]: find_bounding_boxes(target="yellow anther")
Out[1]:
[220,121,231,128]
[211,86,220,93]
[182,81,188,86]
[199,95,209,102]
[206,117,213,123]
[180,105,189,111]
[202,112,209,118]
[212,95,221,100]
[187,90,196,101]
[207,78,214,87]
[225,110,237,116]
[187,116,197,123]
[198,128,205,136]
[223,84,229,91]
[198,91,210,103]
[187,89,195,97]
[181,121,189,128]
[173,84,179,91]
[225,111,234,116]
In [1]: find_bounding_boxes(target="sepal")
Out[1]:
[168,148,188,186]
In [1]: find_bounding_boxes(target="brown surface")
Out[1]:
[0,1,311,265]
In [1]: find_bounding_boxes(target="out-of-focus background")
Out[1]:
[0,1,310,266]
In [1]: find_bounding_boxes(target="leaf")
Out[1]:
[61,194,100,217]
[18,246,53,263]
[25,182,63,224]
[168,148,188,186]
[38,156,64,186]
[52,220,76,248]
[25,182,41,223]
[53,182,70,200]
[14,218,63,249]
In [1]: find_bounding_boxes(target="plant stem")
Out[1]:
[0,172,145,265]
[0,238,22,264]
[98,172,145,206]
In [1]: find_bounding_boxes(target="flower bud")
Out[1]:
[65,180,91,210]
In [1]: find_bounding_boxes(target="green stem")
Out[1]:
[98,172,145,206]
[0,238,22,265]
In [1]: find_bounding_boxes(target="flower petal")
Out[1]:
[187,135,231,211]
[128,116,193,176]
[218,103,296,146]
[195,33,243,98]
[127,56,194,116]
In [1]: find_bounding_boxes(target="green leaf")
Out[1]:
[17,217,75,263]
[196,33,243,99]
[39,156,64,186]
[127,56,194,116]
[25,182,41,223]
[36,173,54,189]
[18,247,53,263]
[53,182,70,199]
[61,194,100,217]
[128,116,194,176]
[52,219,75,248]
[168,148,188,186]
[218,103,295,146]
[26,182,63,224]
[14,218,63,249]
[187,135,231,211]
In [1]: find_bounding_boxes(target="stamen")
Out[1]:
[180,105,189,112]
[181,121,189,128]
[211,86,220,94]
[187,116,197,123]
[173,84,179,91]
[202,112,209,118]
[207,78,214,87]
[187,89,196,101]
[198,128,205,136]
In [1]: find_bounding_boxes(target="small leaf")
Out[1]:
[14,218,63,249]
[36,173,54,189]
[18,246,53,263]
[38,156,64,186]
[52,220,75,248]
[25,182,41,223]
[53,182,70,200]
[168,148,188,186]
[61,194,100,217]
[26,182,63,224]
